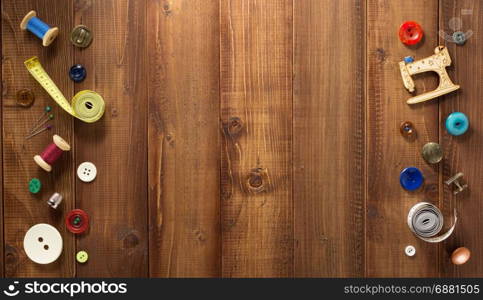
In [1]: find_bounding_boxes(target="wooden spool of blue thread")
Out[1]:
[20,11,59,47]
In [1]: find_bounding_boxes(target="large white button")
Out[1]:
[23,224,63,264]
[77,162,97,182]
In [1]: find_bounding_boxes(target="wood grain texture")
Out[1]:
[73,0,148,277]
[1,0,483,278]
[366,0,440,277]
[147,0,221,277]
[2,0,74,277]
[293,0,365,277]
[439,0,483,277]
[220,0,293,277]
[0,0,3,278]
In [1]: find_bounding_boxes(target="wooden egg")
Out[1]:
[451,247,471,265]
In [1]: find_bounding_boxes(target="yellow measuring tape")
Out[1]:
[24,56,105,123]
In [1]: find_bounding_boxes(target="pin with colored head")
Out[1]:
[29,106,52,134]
[29,114,54,134]
[25,125,53,140]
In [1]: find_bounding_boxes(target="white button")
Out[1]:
[23,224,63,264]
[77,162,97,182]
[405,245,416,256]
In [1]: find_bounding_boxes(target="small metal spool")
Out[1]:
[422,142,443,164]
[47,193,63,209]
[445,172,468,195]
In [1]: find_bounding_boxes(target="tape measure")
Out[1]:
[24,56,105,123]
[407,202,457,243]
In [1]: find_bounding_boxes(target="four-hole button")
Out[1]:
[77,162,97,182]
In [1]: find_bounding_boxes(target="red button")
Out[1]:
[66,209,89,234]
[399,21,423,45]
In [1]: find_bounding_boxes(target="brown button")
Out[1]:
[70,25,93,48]
[400,121,415,137]
[451,247,470,265]
[422,142,443,164]
[16,89,35,107]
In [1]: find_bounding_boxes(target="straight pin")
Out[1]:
[25,125,53,139]
[29,113,54,134]
[28,105,52,133]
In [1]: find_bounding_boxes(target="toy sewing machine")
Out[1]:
[399,46,460,104]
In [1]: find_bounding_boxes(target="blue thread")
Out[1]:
[27,17,51,39]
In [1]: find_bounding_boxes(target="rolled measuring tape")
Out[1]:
[24,56,105,123]
[407,202,457,243]
[20,11,59,47]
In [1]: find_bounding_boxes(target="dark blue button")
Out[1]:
[400,167,424,191]
[69,64,86,83]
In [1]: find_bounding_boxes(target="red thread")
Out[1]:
[41,143,64,165]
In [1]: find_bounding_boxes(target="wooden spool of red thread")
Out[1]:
[34,134,71,172]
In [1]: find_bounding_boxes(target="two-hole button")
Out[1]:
[23,224,63,264]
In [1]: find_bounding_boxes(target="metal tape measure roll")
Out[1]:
[407,202,457,243]
[24,56,105,123]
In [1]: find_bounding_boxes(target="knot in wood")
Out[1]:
[5,245,18,265]
[424,183,438,200]
[5,245,19,275]
[122,232,140,249]
[227,117,244,137]
[162,1,172,16]
[247,168,268,194]
[111,107,119,117]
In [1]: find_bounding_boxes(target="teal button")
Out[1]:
[446,112,469,136]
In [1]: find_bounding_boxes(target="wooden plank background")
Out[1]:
[1,0,482,277]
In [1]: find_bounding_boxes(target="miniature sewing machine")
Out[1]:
[399,46,460,104]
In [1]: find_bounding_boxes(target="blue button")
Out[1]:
[400,167,424,191]
[404,56,414,64]
[69,64,86,83]
[446,112,469,136]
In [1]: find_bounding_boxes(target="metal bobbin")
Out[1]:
[445,173,468,195]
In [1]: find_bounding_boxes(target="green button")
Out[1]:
[29,178,41,194]
[76,250,88,263]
